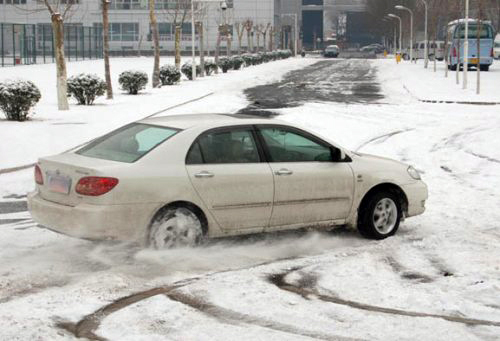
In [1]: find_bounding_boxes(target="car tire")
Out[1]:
[148,206,205,249]
[480,65,489,71]
[450,64,457,71]
[358,191,402,240]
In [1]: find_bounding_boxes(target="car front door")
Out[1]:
[257,125,354,228]
[185,126,274,231]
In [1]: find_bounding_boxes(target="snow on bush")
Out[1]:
[278,50,292,59]
[252,53,263,65]
[67,73,106,105]
[0,80,41,121]
[159,65,181,85]
[231,56,244,70]
[241,53,254,67]
[218,57,233,73]
[203,60,218,76]
[118,70,148,95]
[181,62,202,80]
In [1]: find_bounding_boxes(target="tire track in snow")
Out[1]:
[268,268,500,328]
[355,128,415,152]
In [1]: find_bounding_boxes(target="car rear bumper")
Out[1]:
[401,181,428,217]
[28,191,156,243]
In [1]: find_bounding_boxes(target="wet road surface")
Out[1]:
[240,59,383,113]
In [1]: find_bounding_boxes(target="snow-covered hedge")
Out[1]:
[231,56,244,70]
[252,53,263,65]
[0,80,41,121]
[159,65,181,85]
[67,73,106,105]
[278,49,292,59]
[241,54,254,67]
[218,57,232,73]
[118,70,148,94]
[203,60,218,76]
[181,63,201,80]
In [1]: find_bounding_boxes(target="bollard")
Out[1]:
[396,53,401,63]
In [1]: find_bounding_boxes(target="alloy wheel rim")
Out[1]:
[150,208,202,249]
[372,198,398,235]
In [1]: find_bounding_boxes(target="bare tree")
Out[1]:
[244,19,253,52]
[163,0,190,69]
[102,0,112,99]
[149,0,161,87]
[36,0,77,110]
[259,23,271,52]
[234,21,245,54]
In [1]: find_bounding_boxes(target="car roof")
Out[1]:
[139,113,287,130]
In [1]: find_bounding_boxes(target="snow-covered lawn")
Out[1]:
[0,57,499,340]
[378,57,500,103]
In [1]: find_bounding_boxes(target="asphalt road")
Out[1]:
[240,58,383,114]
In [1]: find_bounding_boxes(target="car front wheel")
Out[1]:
[148,206,204,249]
[358,192,401,239]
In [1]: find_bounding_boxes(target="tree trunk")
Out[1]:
[256,32,260,52]
[175,25,181,69]
[149,0,160,87]
[215,28,221,74]
[263,33,267,52]
[198,22,205,77]
[477,17,481,94]
[246,30,251,53]
[227,35,232,57]
[102,0,113,99]
[51,13,69,111]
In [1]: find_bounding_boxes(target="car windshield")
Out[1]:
[76,123,179,163]
[495,42,500,47]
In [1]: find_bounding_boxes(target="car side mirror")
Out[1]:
[330,147,349,162]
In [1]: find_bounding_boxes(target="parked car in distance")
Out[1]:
[413,41,445,61]
[28,114,428,249]
[360,44,384,54]
[446,19,495,71]
[323,45,340,57]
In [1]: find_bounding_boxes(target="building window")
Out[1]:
[4,0,28,4]
[302,0,323,5]
[109,0,144,10]
[94,23,139,41]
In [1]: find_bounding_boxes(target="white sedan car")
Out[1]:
[28,114,427,248]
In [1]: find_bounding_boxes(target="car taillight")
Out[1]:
[491,48,494,57]
[34,164,43,185]
[452,47,457,57]
[75,177,119,196]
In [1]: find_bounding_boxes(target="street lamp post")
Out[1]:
[191,0,227,81]
[388,14,402,54]
[463,0,469,89]
[395,5,413,62]
[419,0,428,68]
[281,13,298,56]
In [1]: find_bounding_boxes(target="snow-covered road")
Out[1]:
[1,58,499,340]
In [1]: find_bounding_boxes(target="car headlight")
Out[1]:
[407,166,421,180]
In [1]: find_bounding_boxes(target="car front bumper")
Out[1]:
[28,191,157,243]
[401,181,428,217]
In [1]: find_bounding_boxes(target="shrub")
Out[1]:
[159,65,181,85]
[218,57,233,73]
[118,70,148,94]
[67,73,106,105]
[181,62,201,80]
[203,60,218,76]
[0,80,41,121]
[278,49,293,59]
[231,56,244,70]
[241,53,254,67]
[271,51,279,60]
[252,53,263,65]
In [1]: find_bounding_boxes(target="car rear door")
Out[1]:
[256,125,354,228]
[185,126,274,231]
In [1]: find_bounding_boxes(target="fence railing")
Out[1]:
[1,23,103,67]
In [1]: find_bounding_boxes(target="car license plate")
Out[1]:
[47,172,72,194]
[469,58,479,64]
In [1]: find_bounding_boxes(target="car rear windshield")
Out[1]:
[455,24,494,39]
[76,123,179,163]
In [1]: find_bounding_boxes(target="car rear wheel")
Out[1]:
[358,192,401,240]
[480,65,489,72]
[148,206,204,249]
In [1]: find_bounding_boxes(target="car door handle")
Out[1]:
[194,171,214,178]
[275,168,293,176]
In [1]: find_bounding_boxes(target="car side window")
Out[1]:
[259,127,333,162]
[186,129,260,164]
